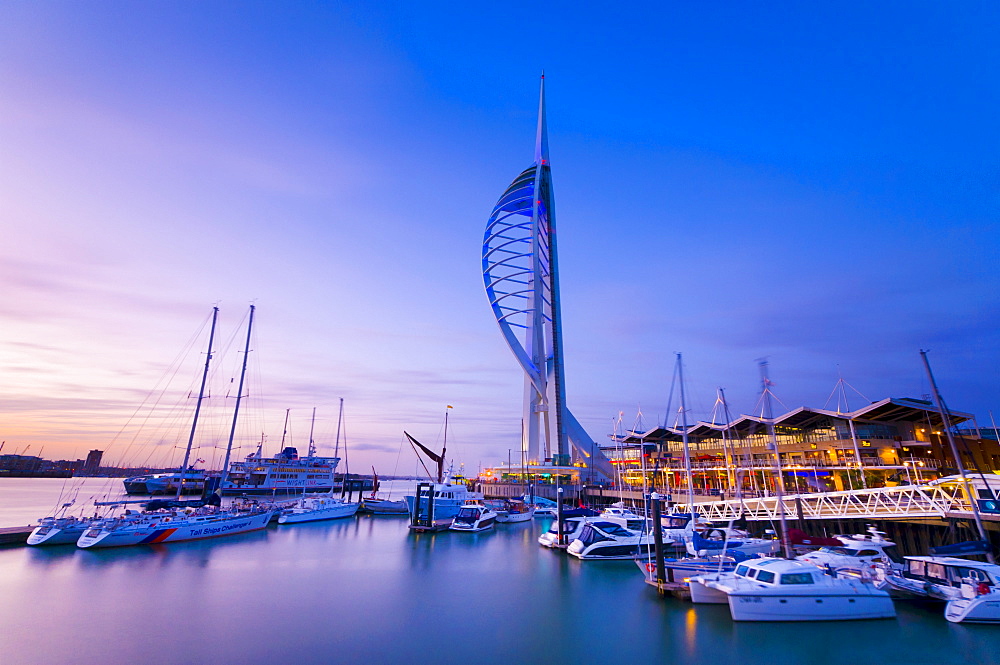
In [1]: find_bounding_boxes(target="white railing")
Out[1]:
[677,483,970,521]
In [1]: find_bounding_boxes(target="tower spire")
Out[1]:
[534,73,549,166]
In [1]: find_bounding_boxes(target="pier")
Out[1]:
[0,526,32,546]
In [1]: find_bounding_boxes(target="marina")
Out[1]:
[3,4,998,664]
[1,477,997,665]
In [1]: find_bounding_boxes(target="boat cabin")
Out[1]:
[732,559,826,587]
[902,556,999,592]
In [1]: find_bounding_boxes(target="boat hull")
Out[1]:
[77,510,273,548]
[688,577,731,604]
[727,591,896,621]
[945,592,1000,623]
[450,516,496,532]
[27,522,89,546]
[361,499,409,515]
[496,509,535,523]
[278,501,360,524]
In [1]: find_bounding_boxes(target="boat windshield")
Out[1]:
[595,524,633,537]
[455,507,479,520]
[780,572,815,585]
[735,564,751,577]
[818,546,858,556]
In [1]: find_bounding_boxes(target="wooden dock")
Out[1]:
[0,526,33,546]
[408,518,453,533]
[643,578,692,600]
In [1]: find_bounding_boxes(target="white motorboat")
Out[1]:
[450,503,497,532]
[600,503,643,522]
[797,527,905,579]
[143,469,208,495]
[879,555,1000,623]
[539,515,587,548]
[526,496,557,516]
[278,495,360,524]
[495,498,535,523]
[567,521,654,560]
[688,557,896,621]
[686,527,779,558]
[77,501,274,548]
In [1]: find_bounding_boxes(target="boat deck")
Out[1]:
[643,578,692,600]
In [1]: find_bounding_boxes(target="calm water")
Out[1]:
[0,478,996,665]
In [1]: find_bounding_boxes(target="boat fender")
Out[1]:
[978,582,991,596]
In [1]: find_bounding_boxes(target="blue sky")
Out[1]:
[1,2,998,472]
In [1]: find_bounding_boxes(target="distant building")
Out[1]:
[83,450,104,473]
[605,397,1000,494]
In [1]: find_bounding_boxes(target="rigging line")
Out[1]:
[406,434,435,481]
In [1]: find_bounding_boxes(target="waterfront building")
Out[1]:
[82,449,103,474]
[606,397,1000,494]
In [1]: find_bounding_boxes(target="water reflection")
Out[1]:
[0,493,994,665]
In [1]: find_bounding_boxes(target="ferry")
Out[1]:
[220,447,341,495]
[123,470,206,495]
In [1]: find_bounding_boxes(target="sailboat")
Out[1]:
[496,446,536,523]
[278,402,360,525]
[403,407,482,521]
[26,497,94,546]
[78,306,275,549]
[362,467,409,515]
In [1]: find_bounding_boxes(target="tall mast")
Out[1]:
[759,359,792,558]
[219,304,255,497]
[920,350,994,563]
[176,306,219,501]
[440,406,450,483]
[333,398,343,459]
[307,407,317,458]
[279,409,291,449]
[677,354,695,514]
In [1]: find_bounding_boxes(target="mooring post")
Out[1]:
[650,491,666,592]
[556,486,565,547]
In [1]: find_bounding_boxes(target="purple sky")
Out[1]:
[2,2,998,473]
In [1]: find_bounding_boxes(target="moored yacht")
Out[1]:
[450,502,497,532]
[689,557,896,621]
[278,495,360,524]
[567,521,653,560]
[77,500,274,548]
[536,508,607,549]
[797,527,905,579]
[495,498,535,523]
[878,555,1000,623]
